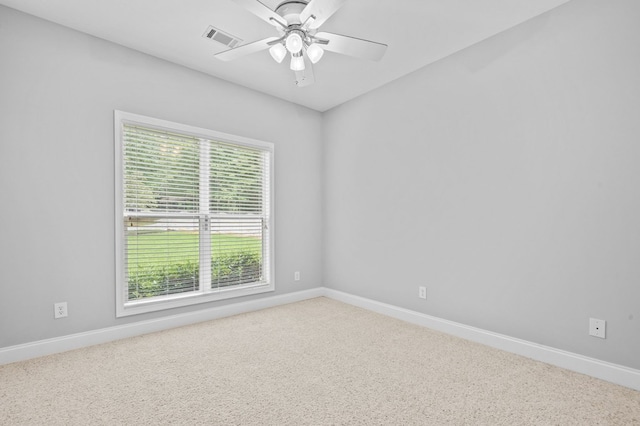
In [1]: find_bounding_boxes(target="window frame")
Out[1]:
[114,110,275,317]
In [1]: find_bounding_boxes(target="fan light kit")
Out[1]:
[215,0,388,87]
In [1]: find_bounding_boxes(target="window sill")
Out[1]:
[116,282,275,317]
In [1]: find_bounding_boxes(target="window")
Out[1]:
[115,111,274,317]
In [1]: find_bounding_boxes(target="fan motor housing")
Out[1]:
[275,0,308,24]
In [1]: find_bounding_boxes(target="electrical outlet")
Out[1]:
[589,318,606,339]
[54,302,68,319]
[294,271,300,281]
[418,286,427,300]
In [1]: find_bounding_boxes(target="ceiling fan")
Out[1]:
[215,0,388,87]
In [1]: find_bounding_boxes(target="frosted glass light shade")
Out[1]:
[290,54,305,71]
[285,33,303,54]
[306,43,324,64]
[269,43,287,63]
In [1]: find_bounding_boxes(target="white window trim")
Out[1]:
[114,110,275,317]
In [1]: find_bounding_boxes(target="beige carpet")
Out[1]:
[1,297,639,425]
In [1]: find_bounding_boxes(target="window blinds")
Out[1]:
[122,123,269,302]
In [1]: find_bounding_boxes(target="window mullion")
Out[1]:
[262,151,270,282]
[199,139,212,292]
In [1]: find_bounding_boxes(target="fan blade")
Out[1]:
[315,32,387,61]
[294,56,315,87]
[300,0,347,29]
[215,37,280,61]
[233,0,288,28]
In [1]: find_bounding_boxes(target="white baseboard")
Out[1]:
[323,288,640,392]
[2,286,639,392]
[0,288,324,366]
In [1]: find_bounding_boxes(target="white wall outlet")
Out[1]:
[589,318,606,339]
[54,302,68,319]
[294,271,300,281]
[418,286,427,300]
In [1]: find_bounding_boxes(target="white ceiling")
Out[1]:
[0,0,570,111]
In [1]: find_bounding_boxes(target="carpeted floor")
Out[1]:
[1,297,639,425]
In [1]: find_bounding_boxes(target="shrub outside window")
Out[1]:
[115,111,274,317]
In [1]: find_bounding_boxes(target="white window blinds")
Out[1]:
[115,111,273,316]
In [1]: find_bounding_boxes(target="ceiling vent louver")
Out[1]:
[203,26,242,48]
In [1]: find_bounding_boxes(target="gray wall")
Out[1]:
[323,0,640,370]
[0,6,323,347]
